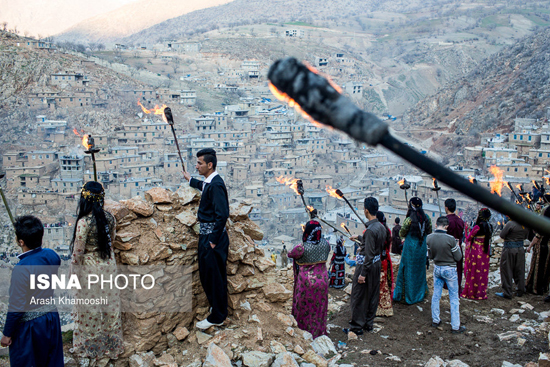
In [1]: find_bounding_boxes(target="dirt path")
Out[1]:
[326,288,547,366]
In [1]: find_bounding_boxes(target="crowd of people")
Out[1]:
[3,147,550,366]
[288,196,550,339]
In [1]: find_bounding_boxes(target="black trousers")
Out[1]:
[198,231,229,324]
[349,262,381,332]
[500,246,526,298]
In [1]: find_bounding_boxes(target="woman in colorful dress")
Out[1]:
[376,211,394,316]
[461,208,493,300]
[393,197,432,305]
[328,236,347,289]
[288,219,331,339]
[526,206,550,295]
[70,181,124,359]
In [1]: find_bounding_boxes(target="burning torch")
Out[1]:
[163,107,186,173]
[327,186,367,227]
[506,182,523,205]
[399,179,411,205]
[295,180,360,244]
[0,173,14,226]
[432,178,442,216]
[267,57,550,236]
[83,135,100,182]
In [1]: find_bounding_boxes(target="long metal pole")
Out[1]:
[267,57,550,236]
[91,153,98,182]
[435,190,442,216]
[0,186,14,225]
[170,125,187,173]
[342,196,368,227]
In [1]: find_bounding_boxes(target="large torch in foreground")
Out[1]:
[0,173,14,226]
[398,179,410,205]
[267,57,550,236]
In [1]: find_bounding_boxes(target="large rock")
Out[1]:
[174,185,199,205]
[176,209,197,227]
[255,258,276,272]
[173,326,189,341]
[122,196,154,217]
[302,350,328,367]
[277,313,297,327]
[228,274,248,294]
[129,351,155,367]
[230,202,253,221]
[425,356,446,367]
[271,352,299,367]
[240,219,264,241]
[242,351,275,367]
[311,335,337,357]
[262,283,292,302]
[145,187,172,204]
[104,199,130,221]
[203,343,232,367]
[196,331,212,345]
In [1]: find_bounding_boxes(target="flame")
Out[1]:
[398,179,405,186]
[432,178,438,189]
[82,135,91,150]
[137,100,168,123]
[340,222,351,234]
[497,221,501,225]
[276,176,300,195]
[307,205,314,212]
[326,185,342,199]
[268,82,327,130]
[545,177,550,185]
[516,184,523,191]
[73,128,81,137]
[468,176,475,184]
[301,224,305,231]
[546,169,550,175]
[488,165,505,196]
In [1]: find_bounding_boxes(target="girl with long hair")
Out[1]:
[461,208,493,300]
[69,181,123,359]
[376,211,394,317]
[393,197,433,305]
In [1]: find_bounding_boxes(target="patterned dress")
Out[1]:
[328,243,346,288]
[70,211,124,359]
[460,226,491,300]
[288,238,331,339]
[393,215,432,305]
[377,226,393,316]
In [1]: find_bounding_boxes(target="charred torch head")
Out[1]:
[0,172,5,179]
[431,178,441,192]
[335,189,344,198]
[84,135,100,154]
[163,107,174,125]
[399,179,410,190]
[296,179,305,196]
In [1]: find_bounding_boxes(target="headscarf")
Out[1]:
[302,220,322,243]
[406,197,427,239]
[475,208,493,254]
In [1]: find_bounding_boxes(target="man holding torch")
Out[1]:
[183,148,230,329]
[345,197,386,335]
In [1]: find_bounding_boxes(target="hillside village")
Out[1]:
[1,29,550,261]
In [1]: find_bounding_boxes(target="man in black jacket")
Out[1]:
[184,148,230,329]
[345,197,386,335]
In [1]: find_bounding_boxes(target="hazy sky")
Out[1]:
[0,0,139,37]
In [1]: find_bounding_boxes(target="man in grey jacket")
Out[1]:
[428,216,464,334]
[345,197,387,335]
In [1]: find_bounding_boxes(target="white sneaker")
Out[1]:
[196,318,223,330]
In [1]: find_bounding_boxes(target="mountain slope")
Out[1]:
[57,0,234,43]
[124,0,433,44]
[0,0,136,37]
[402,27,550,153]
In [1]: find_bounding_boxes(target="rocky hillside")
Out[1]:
[123,0,436,44]
[56,0,234,43]
[402,26,550,154]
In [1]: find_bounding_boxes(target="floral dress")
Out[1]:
[70,211,124,359]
